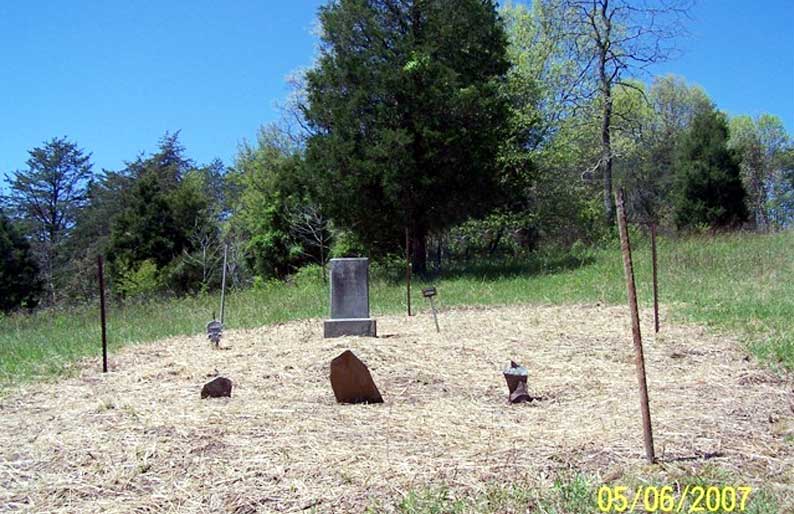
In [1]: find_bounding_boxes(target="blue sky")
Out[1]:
[1,0,792,178]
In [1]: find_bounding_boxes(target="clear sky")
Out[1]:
[1,0,792,178]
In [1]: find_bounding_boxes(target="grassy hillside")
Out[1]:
[1,230,792,387]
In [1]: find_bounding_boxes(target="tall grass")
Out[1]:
[1,230,792,388]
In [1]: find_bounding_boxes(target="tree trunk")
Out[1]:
[597,1,616,226]
[410,227,427,276]
[600,75,615,226]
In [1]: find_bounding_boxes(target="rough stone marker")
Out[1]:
[201,376,233,399]
[323,257,377,337]
[503,360,531,404]
[330,350,383,404]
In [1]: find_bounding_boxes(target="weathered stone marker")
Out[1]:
[330,350,383,404]
[503,361,531,404]
[206,320,223,347]
[323,258,377,337]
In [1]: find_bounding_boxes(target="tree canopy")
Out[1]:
[2,0,792,308]
[303,0,511,273]
[0,211,41,312]
[674,108,748,229]
[3,137,92,304]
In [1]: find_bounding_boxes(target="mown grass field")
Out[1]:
[1,229,792,389]
[1,230,792,513]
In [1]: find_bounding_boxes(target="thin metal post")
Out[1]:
[429,297,440,333]
[651,223,659,333]
[616,190,655,464]
[405,228,412,316]
[220,244,228,325]
[97,255,108,373]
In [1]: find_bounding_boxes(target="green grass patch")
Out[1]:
[1,230,792,388]
[363,469,784,514]
[364,474,593,514]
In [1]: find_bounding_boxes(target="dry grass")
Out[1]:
[1,304,792,513]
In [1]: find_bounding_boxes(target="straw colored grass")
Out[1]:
[1,304,792,512]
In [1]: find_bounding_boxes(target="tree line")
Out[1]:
[2,0,793,312]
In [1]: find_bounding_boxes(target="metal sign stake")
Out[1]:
[422,287,440,333]
[220,243,228,325]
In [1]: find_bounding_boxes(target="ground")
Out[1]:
[1,304,792,513]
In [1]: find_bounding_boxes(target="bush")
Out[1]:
[370,254,406,283]
[115,259,162,298]
[330,229,366,258]
[291,264,326,287]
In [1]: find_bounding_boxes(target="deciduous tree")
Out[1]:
[549,0,691,224]
[728,114,791,230]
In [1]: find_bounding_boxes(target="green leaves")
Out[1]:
[0,212,41,312]
[304,0,511,272]
[106,133,220,296]
[674,108,749,229]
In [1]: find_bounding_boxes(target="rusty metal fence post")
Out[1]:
[97,255,108,373]
[405,227,412,316]
[616,190,655,464]
[651,222,660,333]
[220,243,228,325]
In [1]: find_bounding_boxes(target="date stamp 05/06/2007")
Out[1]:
[597,485,753,513]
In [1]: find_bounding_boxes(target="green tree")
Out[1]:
[3,137,93,303]
[673,108,748,229]
[0,211,42,312]
[728,114,791,230]
[637,76,712,221]
[303,0,511,274]
[498,1,614,246]
[613,76,713,223]
[107,133,216,295]
[61,169,136,302]
[229,125,319,279]
[548,0,691,224]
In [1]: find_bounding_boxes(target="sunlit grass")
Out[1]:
[364,469,782,514]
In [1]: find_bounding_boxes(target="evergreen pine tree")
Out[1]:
[673,109,748,228]
[0,211,42,312]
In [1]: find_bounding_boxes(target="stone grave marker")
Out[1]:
[201,376,233,399]
[323,258,377,337]
[503,360,531,403]
[206,320,223,347]
[330,350,383,404]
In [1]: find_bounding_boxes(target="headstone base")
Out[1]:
[323,318,377,338]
